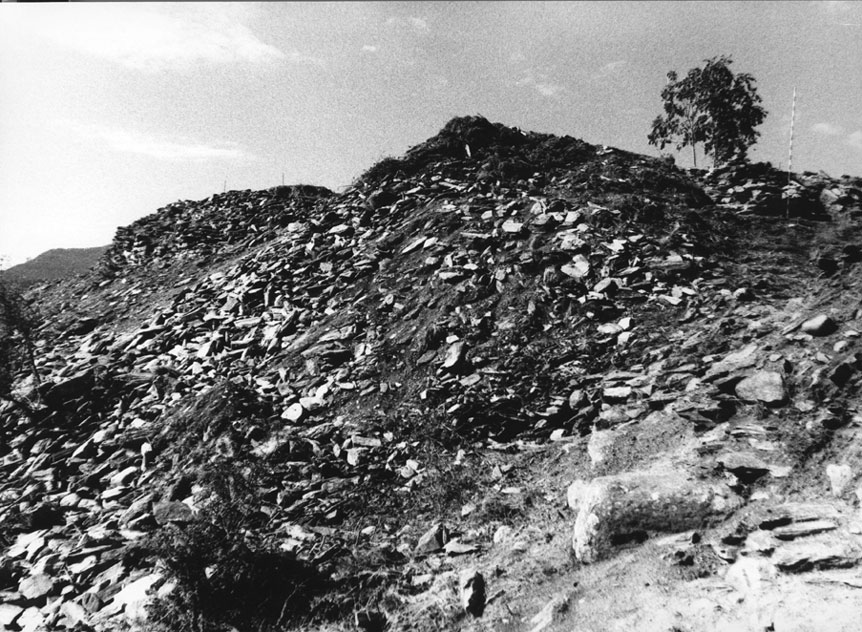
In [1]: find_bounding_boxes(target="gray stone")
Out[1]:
[0,604,24,627]
[298,396,323,412]
[459,568,485,616]
[602,385,632,402]
[442,341,467,371]
[704,343,758,380]
[281,402,305,422]
[78,592,104,614]
[593,278,619,296]
[566,479,590,513]
[415,523,448,555]
[828,360,856,386]
[16,607,44,632]
[744,530,777,555]
[109,573,163,621]
[18,574,55,601]
[110,465,139,487]
[59,601,89,627]
[501,219,524,234]
[152,501,195,525]
[119,493,154,525]
[528,591,574,632]
[354,609,386,632]
[801,314,837,336]
[572,465,740,563]
[560,255,590,279]
[586,428,615,466]
[734,371,786,405]
[40,369,95,407]
[444,539,478,556]
[825,463,854,497]
[567,389,585,410]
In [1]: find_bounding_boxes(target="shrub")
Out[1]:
[140,460,325,632]
[0,279,41,418]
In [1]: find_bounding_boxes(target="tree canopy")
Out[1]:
[648,55,767,168]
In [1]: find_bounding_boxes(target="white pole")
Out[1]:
[788,87,797,175]
[785,87,797,220]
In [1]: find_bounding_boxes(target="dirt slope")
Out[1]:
[2,116,862,632]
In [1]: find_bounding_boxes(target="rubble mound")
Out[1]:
[3,116,862,632]
[702,160,862,218]
[99,184,333,275]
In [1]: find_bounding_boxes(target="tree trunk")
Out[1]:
[691,143,697,168]
[22,333,41,388]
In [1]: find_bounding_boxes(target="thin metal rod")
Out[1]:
[786,87,797,220]
[788,86,797,176]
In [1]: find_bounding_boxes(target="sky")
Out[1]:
[1,1,861,267]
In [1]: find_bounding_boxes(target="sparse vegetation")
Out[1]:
[0,279,41,418]
[139,460,325,632]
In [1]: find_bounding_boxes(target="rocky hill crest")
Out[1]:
[2,116,862,632]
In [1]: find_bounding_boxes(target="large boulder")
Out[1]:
[571,465,741,563]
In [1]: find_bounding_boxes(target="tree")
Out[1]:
[0,278,41,417]
[648,55,767,168]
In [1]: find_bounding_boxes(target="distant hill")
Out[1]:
[0,245,108,286]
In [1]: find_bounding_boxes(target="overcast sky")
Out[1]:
[1,1,860,266]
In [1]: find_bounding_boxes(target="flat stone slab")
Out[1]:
[772,534,860,573]
[18,574,55,601]
[758,502,841,529]
[716,451,772,483]
[772,519,838,540]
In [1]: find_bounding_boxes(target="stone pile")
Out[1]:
[99,184,332,274]
[701,161,862,219]
[2,116,862,631]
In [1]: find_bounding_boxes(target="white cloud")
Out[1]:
[362,45,379,53]
[596,60,628,77]
[812,122,843,136]
[8,4,298,72]
[59,121,253,162]
[847,131,862,150]
[515,70,565,99]
[386,16,430,33]
[534,82,563,97]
